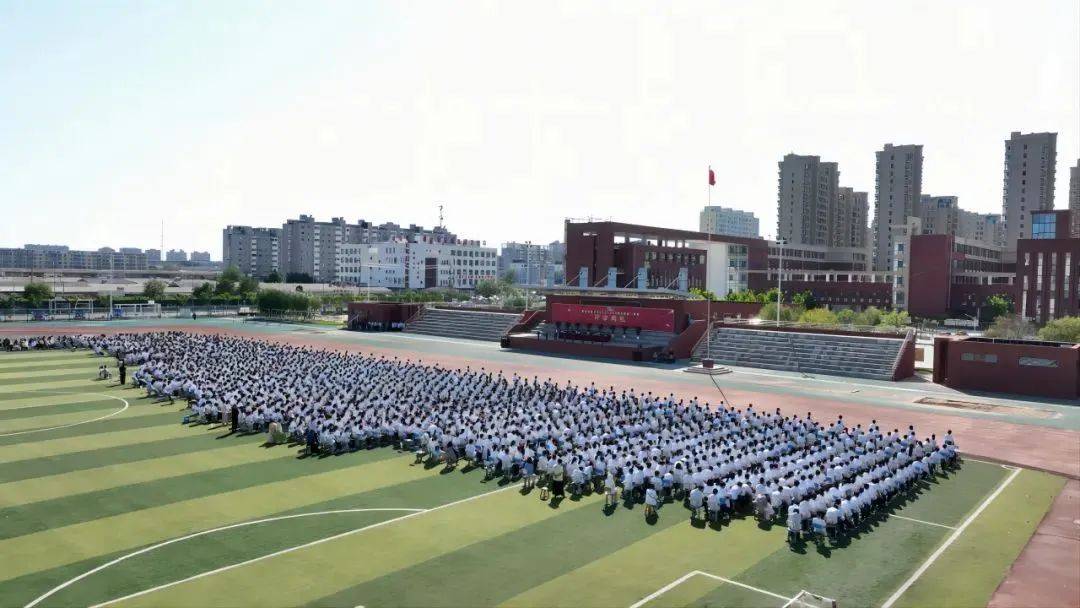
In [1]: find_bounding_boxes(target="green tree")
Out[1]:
[500,269,518,285]
[238,276,259,297]
[836,309,856,325]
[263,270,282,283]
[791,290,818,310]
[853,306,882,327]
[759,287,781,305]
[691,287,717,301]
[23,282,53,307]
[984,314,1034,339]
[214,266,241,296]
[192,282,214,304]
[142,279,167,300]
[982,294,1014,323]
[798,307,838,325]
[1037,317,1080,343]
[758,301,804,322]
[879,310,912,328]
[475,280,501,298]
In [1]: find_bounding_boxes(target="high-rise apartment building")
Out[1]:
[1002,131,1057,259]
[223,226,281,278]
[279,215,346,282]
[873,143,923,271]
[1069,159,1079,238]
[777,154,838,247]
[145,249,162,266]
[699,206,760,238]
[834,187,869,248]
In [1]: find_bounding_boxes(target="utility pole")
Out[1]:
[776,238,786,327]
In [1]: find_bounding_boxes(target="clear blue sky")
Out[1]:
[2,0,1077,258]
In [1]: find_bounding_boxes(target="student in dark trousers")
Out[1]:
[118,361,127,386]
[230,404,239,432]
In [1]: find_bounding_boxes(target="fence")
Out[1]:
[0,305,250,323]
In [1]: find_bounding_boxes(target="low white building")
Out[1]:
[337,237,496,290]
[336,242,406,288]
[406,237,497,289]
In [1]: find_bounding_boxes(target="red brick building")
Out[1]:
[1017,210,1080,323]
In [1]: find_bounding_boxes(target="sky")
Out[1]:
[1,0,1078,259]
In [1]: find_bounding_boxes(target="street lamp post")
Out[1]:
[776,239,786,327]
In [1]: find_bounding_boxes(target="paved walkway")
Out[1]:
[988,479,1080,608]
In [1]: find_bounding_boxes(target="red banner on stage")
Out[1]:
[550,304,674,332]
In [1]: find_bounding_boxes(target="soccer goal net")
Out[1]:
[112,303,162,319]
[782,590,838,608]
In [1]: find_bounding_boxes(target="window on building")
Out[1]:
[961,353,998,363]
[1031,213,1057,239]
[1019,356,1058,368]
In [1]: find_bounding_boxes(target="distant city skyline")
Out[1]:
[1,1,1077,257]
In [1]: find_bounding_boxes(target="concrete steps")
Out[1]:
[403,308,520,341]
[692,327,904,381]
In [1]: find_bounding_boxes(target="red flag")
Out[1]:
[708,167,716,186]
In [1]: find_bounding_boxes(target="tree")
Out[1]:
[791,290,818,310]
[759,287,781,305]
[500,269,518,285]
[879,310,912,328]
[255,289,313,313]
[475,280,501,298]
[721,290,755,302]
[214,266,241,296]
[836,309,856,325]
[142,279,167,300]
[1037,317,1080,343]
[853,306,882,327]
[691,287,717,301]
[263,270,282,283]
[758,301,803,322]
[238,276,259,297]
[192,282,214,304]
[982,294,1014,323]
[984,314,1035,339]
[798,308,838,325]
[23,282,53,307]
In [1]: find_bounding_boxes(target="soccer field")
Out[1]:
[0,350,1066,608]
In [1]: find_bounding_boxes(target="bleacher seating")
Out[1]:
[692,326,904,380]
[403,308,521,341]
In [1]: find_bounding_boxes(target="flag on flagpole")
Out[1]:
[708,167,716,186]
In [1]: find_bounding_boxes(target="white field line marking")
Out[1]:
[966,458,1020,471]
[627,571,699,608]
[675,365,936,395]
[0,393,128,437]
[880,466,1022,608]
[628,570,794,608]
[781,590,839,608]
[25,508,426,608]
[889,514,956,530]
[84,484,517,608]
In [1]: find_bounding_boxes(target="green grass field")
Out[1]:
[0,350,1066,608]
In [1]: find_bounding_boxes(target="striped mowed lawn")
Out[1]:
[0,350,1066,608]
